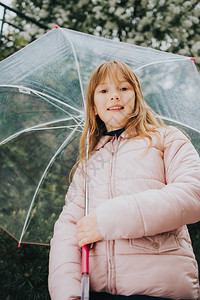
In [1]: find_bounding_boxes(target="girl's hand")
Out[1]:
[76,211,103,247]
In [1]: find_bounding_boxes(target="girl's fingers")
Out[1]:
[76,219,87,229]
[78,237,89,247]
[76,214,88,227]
[77,231,87,242]
[76,211,103,246]
[76,225,89,235]
[76,212,95,229]
[76,220,82,228]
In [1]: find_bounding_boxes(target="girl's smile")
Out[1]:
[94,74,135,132]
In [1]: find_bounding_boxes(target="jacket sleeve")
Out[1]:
[48,166,84,300]
[96,126,200,240]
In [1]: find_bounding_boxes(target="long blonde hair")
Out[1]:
[70,61,165,179]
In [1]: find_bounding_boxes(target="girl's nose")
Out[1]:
[111,94,120,100]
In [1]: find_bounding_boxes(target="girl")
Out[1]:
[48,61,200,299]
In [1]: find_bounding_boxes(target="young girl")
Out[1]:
[48,61,200,300]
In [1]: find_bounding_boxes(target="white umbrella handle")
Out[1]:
[81,273,89,300]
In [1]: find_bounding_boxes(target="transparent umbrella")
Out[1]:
[0,27,200,298]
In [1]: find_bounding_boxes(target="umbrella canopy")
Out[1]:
[0,27,199,246]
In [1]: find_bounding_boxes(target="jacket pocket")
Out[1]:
[129,231,180,254]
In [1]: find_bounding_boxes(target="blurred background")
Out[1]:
[1,0,200,66]
[0,0,200,299]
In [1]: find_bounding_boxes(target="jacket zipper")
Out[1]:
[107,138,118,294]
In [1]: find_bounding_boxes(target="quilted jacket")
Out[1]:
[49,126,200,299]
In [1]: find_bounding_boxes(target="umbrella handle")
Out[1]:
[81,245,89,300]
[82,245,89,274]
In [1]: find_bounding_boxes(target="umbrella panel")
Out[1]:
[0,30,83,109]
[138,59,200,135]
[0,87,83,144]
[65,28,184,92]
[0,121,81,245]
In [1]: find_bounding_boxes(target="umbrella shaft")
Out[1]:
[81,273,89,300]
[84,132,90,216]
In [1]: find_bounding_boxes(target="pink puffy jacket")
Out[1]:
[49,126,200,299]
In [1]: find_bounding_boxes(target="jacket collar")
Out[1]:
[95,135,113,151]
[95,129,137,151]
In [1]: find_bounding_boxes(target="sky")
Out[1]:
[1,0,13,6]
[0,0,15,35]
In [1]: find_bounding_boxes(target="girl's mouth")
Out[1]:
[107,106,124,111]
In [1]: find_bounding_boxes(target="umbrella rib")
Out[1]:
[134,57,190,72]
[0,84,83,114]
[0,117,84,146]
[31,125,83,132]
[18,126,79,246]
[159,115,200,134]
[32,90,83,122]
[31,90,85,129]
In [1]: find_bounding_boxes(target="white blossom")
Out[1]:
[109,6,116,14]
[115,7,125,16]
[105,21,115,30]
[166,15,172,22]
[146,11,153,18]
[169,4,180,14]
[147,0,155,10]
[191,41,200,54]
[183,1,192,8]
[178,48,189,55]
[183,19,193,28]
[189,29,195,35]
[189,16,199,24]
[159,0,165,6]
[38,8,49,18]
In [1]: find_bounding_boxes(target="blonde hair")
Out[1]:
[70,61,165,179]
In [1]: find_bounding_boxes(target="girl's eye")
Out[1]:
[120,87,128,91]
[100,89,107,93]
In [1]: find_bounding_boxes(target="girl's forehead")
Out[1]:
[97,71,127,86]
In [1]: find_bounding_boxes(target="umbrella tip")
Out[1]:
[190,57,196,61]
[55,25,60,29]
[18,242,21,248]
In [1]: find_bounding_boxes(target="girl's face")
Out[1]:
[94,73,135,132]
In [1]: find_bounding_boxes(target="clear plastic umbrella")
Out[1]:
[0,27,200,298]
